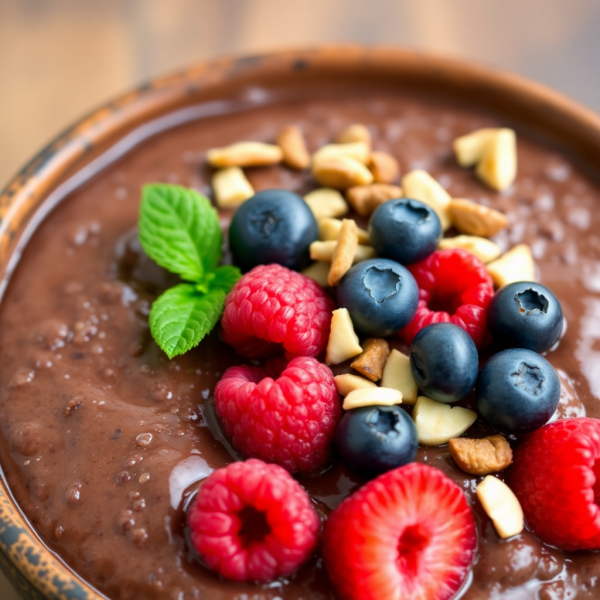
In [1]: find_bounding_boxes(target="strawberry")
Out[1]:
[322,463,477,600]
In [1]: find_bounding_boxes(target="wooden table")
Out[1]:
[1,0,600,597]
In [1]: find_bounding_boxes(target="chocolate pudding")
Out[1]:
[0,86,599,600]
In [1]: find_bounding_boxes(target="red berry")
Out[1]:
[508,418,600,551]
[215,356,341,473]
[322,463,477,600]
[399,248,494,348]
[221,264,334,359]
[187,459,320,582]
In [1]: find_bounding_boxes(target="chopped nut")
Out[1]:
[328,219,358,286]
[313,156,374,189]
[402,170,451,230]
[319,218,370,244]
[343,387,403,411]
[350,338,390,382]
[326,308,362,365]
[413,396,477,446]
[346,183,402,217]
[334,373,377,396]
[369,151,400,184]
[380,349,418,404]
[438,235,501,263]
[487,244,535,287]
[312,141,371,165]
[212,167,255,207]
[310,240,376,263]
[453,128,497,167]
[449,435,513,475]
[207,141,283,168]
[277,125,310,170]
[301,261,330,287]
[476,129,517,191]
[304,188,349,219]
[336,124,372,148]
[476,475,524,539]
[448,198,509,237]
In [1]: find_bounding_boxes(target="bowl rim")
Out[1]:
[1,44,600,599]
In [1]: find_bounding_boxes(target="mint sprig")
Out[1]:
[139,184,241,358]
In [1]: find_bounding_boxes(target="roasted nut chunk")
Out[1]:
[448,198,509,237]
[369,151,400,184]
[350,338,390,382]
[207,141,283,168]
[328,219,359,286]
[449,435,513,475]
[346,183,402,217]
[277,125,310,170]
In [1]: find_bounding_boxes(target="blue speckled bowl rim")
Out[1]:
[2,45,600,600]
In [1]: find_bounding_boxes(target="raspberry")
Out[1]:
[508,418,600,551]
[215,356,341,473]
[399,248,494,348]
[221,264,334,359]
[322,463,477,600]
[187,459,319,582]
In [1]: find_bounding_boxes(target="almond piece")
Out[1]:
[369,151,400,184]
[438,235,501,264]
[380,349,418,405]
[402,170,452,230]
[453,128,497,167]
[277,125,310,170]
[313,156,374,189]
[343,387,403,411]
[486,244,535,287]
[334,373,377,396]
[413,396,477,446]
[476,476,524,539]
[326,308,362,365]
[207,141,283,168]
[350,338,390,382]
[448,198,509,237]
[304,188,349,220]
[319,218,370,244]
[476,129,517,191]
[328,220,358,286]
[310,240,376,263]
[346,183,402,217]
[336,124,372,148]
[301,261,330,287]
[312,141,371,165]
[449,435,513,475]
[212,167,255,207]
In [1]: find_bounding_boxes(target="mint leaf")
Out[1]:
[197,265,242,294]
[139,184,221,282]
[149,283,226,359]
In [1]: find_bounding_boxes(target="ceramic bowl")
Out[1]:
[1,46,600,600]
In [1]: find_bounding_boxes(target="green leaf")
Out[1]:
[139,184,222,282]
[200,265,242,294]
[149,283,226,359]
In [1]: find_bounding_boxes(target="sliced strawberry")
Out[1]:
[322,463,477,600]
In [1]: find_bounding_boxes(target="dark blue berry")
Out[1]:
[337,258,419,337]
[410,323,479,404]
[336,404,418,477]
[368,198,442,265]
[228,190,318,272]
[487,282,563,353]
[476,348,560,434]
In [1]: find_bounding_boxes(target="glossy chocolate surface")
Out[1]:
[0,88,598,599]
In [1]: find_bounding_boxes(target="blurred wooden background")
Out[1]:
[1,0,600,597]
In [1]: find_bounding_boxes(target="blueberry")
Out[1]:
[336,405,418,477]
[369,198,442,265]
[476,348,560,434]
[410,323,478,404]
[487,282,563,353]
[228,190,318,272]
[337,258,419,336]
